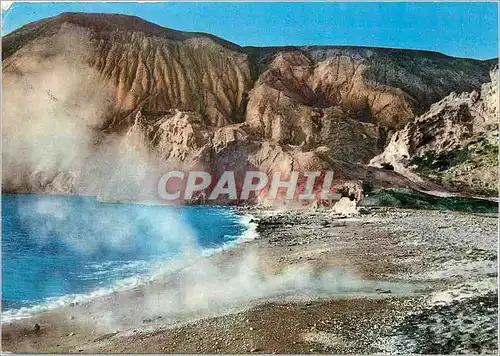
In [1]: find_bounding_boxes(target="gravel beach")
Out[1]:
[2,207,497,354]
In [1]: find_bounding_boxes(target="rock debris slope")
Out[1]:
[2,13,497,203]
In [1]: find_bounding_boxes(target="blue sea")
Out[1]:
[1,194,253,321]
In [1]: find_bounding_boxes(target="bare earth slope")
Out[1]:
[2,12,497,202]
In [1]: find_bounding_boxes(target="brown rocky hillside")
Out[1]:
[2,12,497,204]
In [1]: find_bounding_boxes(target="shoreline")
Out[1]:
[2,207,497,353]
[2,207,260,324]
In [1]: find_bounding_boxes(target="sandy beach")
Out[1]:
[2,207,497,354]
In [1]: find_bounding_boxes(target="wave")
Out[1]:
[1,211,259,323]
[201,213,258,256]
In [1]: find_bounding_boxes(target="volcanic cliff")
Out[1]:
[2,13,497,204]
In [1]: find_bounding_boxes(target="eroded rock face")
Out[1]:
[244,52,402,163]
[126,110,212,164]
[2,13,497,202]
[369,98,475,178]
[246,52,414,141]
[470,66,499,130]
[370,67,499,194]
[96,34,251,128]
[3,15,252,130]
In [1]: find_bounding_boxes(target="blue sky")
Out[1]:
[2,2,498,59]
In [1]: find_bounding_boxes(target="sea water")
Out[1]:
[1,194,252,321]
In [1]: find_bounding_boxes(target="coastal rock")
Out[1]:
[332,197,358,216]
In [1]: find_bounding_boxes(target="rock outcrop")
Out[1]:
[370,67,498,195]
[2,12,497,203]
